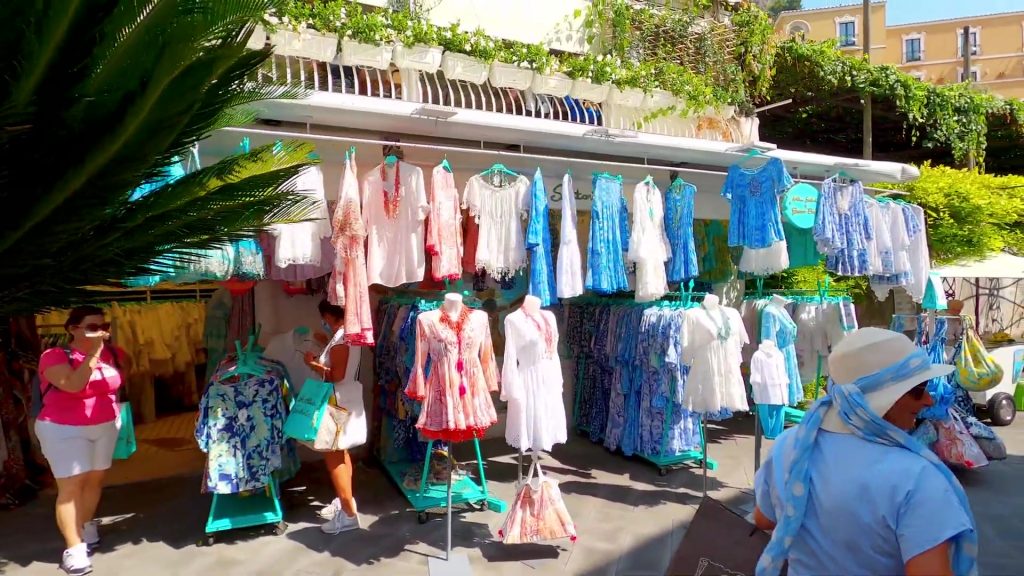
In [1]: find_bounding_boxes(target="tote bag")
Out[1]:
[956,321,1004,392]
[497,459,576,544]
[283,377,335,442]
[113,401,136,459]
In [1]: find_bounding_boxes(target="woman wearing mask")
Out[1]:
[36,306,127,575]
[304,299,366,534]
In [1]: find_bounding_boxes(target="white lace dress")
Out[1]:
[556,172,584,299]
[269,165,332,268]
[681,304,749,414]
[627,180,671,302]
[362,161,430,287]
[501,309,567,452]
[463,173,530,281]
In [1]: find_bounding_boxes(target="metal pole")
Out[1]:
[445,450,453,561]
[753,406,762,473]
[963,25,976,170]
[701,415,708,497]
[862,0,873,161]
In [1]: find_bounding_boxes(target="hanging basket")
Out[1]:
[440,52,489,84]
[530,72,572,97]
[489,61,535,90]
[641,90,677,110]
[271,29,339,62]
[392,43,443,73]
[339,38,394,70]
[608,87,645,107]
[569,79,611,104]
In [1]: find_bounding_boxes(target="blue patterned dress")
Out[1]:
[722,158,793,249]
[586,174,631,294]
[813,177,873,276]
[664,179,700,282]
[761,304,802,407]
[526,169,557,306]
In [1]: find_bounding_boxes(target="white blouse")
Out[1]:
[463,173,530,281]
[750,340,789,406]
[269,165,332,268]
[361,161,430,287]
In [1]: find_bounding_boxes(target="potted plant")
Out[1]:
[338,3,393,70]
[609,61,654,108]
[265,10,339,62]
[527,44,572,97]
[390,11,443,73]
[564,53,612,104]
[488,41,535,91]
[439,25,493,84]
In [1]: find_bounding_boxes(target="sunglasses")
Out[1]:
[72,322,111,333]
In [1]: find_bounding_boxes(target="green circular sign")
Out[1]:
[782,182,819,229]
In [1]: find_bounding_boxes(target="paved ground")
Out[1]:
[1,415,1022,576]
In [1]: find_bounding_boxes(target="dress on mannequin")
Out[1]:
[406,295,500,441]
[681,295,749,416]
[761,298,801,406]
[501,296,567,452]
[749,339,789,439]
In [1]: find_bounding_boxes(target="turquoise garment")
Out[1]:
[664,178,699,282]
[761,305,801,406]
[525,169,556,306]
[585,174,630,294]
[129,160,187,201]
[922,272,947,310]
[722,158,793,249]
[783,223,822,269]
[231,239,266,280]
[755,429,974,576]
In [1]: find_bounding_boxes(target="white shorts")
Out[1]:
[35,419,120,479]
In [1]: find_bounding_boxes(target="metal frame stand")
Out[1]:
[427,448,473,576]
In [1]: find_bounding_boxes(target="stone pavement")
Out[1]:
[1,416,1022,576]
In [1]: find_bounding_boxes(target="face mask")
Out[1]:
[321,320,332,334]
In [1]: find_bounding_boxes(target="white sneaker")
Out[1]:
[60,543,92,576]
[320,501,361,535]
[317,498,341,519]
[83,521,100,551]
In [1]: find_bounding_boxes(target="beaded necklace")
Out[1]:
[439,304,473,395]
[522,309,554,357]
[380,162,401,220]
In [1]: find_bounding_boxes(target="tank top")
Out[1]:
[318,329,361,384]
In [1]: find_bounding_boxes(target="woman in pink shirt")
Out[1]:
[36,306,126,576]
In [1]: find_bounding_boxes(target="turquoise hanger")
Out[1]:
[241,137,250,154]
[384,154,399,166]
[273,140,283,155]
[483,163,517,176]
[440,154,452,173]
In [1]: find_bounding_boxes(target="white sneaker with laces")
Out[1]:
[83,521,100,551]
[318,498,341,520]
[60,543,92,576]
[320,501,361,535]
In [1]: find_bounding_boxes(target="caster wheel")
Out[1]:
[197,534,215,547]
[658,468,668,477]
[417,511,429,524]
[273,521,288,535]
[480,501,490,511]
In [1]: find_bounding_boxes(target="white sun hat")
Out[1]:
[820,327,955,434]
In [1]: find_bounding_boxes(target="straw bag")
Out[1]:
[956,320,1003,392]
[497,459,576,544]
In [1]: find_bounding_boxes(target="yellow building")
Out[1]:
[775,2,1024,99]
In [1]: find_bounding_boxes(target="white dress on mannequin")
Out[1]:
[682,298,749,414]
[556,172,584,299]
[749,340,789,406]
[501,308,567,452]
[319,328,367,450]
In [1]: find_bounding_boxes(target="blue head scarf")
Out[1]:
[756,347,978,576]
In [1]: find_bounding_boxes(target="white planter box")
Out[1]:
[530,72,572,97]
[440,52,489,84]
[339,38,393,70]
[247,26,268,51]
[718,105,737,120]
[642,90,677,109]
[608,87,645,107]
[488,61,535,90]
[272,30,339,62]
[734,116,760,145]
[569,79,611,103]
[392,43,443,73]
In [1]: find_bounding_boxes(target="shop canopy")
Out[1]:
[933,252,1024,279]
[253,92,920,185]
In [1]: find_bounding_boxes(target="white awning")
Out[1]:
[253,92,920,184]
[933,252,1024,279]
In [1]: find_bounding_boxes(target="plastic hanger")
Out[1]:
[483,163,517,176]
[240,137,250,154]
[384,154,399,166]
[738,148,767,168]
[440,154,452,173]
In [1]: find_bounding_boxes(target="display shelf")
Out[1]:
[201,479,285,544]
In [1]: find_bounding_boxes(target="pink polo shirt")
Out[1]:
[38,346,125,426]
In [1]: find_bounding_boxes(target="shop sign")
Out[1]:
[782,183,819,229]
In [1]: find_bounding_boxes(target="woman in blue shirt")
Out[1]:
[754,328,977,576]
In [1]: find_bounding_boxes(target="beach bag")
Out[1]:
[975,436,1007,461]
[283,377,334,442]
[932,411,989,469]
[113,401,136,459]
[956,321,1003,392]
[497,459,576,544]
[303,403,351,452]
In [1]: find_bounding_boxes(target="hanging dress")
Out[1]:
[331,153,374,345]
[721,157,792,249]
[426,164,464,282]
[556,172,584,299]
[761,303,802,407]
[585,173,630,295]
[525,169,557,307]
[627,179,671,302]
[663,178,699,282]
[870,201,913,300]
[463,173,531,282]
[405,307,500,441]
[681,304,749,416]
[501,309,567,452]
[363,160,431,287]
[813,176,873,276]
[906,204,931,303]
[270,165,332,268]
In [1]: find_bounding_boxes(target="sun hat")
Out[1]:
[820,327,955,433]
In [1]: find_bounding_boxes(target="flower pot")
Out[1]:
[488,61,535,90]
[530,72,572,97]
[718,105,737,120]
[440,52,489,84]
[392,43,443,73]
[641,90,676,109]
[734,115,760,145]
[569,79,611,103]
[247,26,268,51]
[272,29,339,62]
[339,38,393,70]
[609,87,645,107]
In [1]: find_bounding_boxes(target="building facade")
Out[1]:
[775,2,1024,99]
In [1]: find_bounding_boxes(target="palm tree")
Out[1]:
[0,0,320,315]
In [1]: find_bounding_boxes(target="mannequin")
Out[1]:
[443,292,463,317]
[750,339,789,439]
[769,294,790,308]
[702,293,720,309]
[761,294,801,407]
[522,294,542,314]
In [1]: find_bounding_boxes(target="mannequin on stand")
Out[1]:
[501,294,567,485]
[769,294,790,309]
[703,293,721,309]
[762,293,802,408]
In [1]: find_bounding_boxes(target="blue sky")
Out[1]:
[801,0,1024,25]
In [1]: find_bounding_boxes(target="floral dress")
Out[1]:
[331,153,374,345]
[426,164,464,282]
[664,178,700,283]
[585,174,631,295]
[813,176,873,276]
